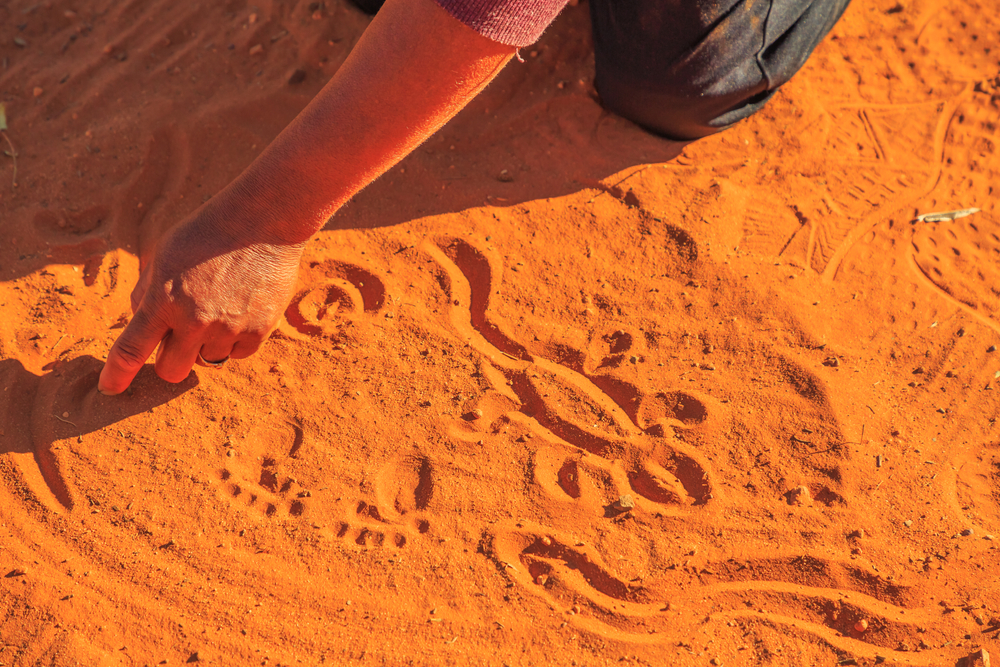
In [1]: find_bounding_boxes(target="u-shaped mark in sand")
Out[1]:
[282,258,388,338]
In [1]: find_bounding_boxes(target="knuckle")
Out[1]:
[220,321,243,338]
[244,327,268,342]
[192,310,216,328]
[129,287,147,314]
[114,335,151,367]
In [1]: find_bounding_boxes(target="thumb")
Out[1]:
[98,306,170,396]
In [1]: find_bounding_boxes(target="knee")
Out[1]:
[594,63,774,141]
[590,0,853,141]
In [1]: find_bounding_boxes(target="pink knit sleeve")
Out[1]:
[433,0,570,47]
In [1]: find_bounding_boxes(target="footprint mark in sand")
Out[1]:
[284,260,387,337]
[423,236,715,517]
[771,96,967,281]
[216,423,309,519]
[334,454,434,549]
[491,522,965,660]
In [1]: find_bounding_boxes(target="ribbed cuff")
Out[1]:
[434,0,569,47]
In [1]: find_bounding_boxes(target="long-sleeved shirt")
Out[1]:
[435,0,569,47]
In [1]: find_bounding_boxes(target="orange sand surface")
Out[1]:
[2,0,1000,664]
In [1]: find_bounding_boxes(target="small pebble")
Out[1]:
[14,37,28,48]
[962,528,974,537]
[904,520,913,527]
[989,345,997,353]
[33,87,44,97]
[540,536,552,547]
[570,604,581,614]
[249,43,264,55]
[617,494,635,510]
[62,411,69,418]
[788,485,812,506]
[248,12,258,23]
[534,574,548,585]
[855,619,869,632]
[287,68,307,84]
[497,169,514,183]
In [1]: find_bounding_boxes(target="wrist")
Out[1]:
[205,160,326,248]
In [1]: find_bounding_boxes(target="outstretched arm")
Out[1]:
[98,0,515,395]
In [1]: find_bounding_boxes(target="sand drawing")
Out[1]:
[423,236,715,514]
[419,234,977,662]
[2,0,999,662]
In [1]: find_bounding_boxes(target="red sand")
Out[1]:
[1,0,999,665]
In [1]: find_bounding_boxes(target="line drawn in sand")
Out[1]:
[0,356,196,515]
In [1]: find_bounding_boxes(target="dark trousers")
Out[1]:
[590,0,853,139]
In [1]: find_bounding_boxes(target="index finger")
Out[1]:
[98,307,171,395]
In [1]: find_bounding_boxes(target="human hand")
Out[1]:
[97,205,304,395]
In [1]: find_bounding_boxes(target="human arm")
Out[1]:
[97,0,516,395]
